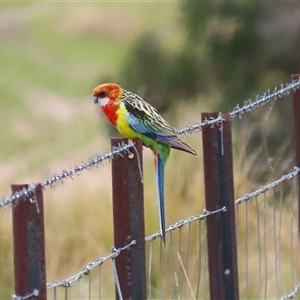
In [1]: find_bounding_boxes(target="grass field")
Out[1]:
[0,2,298,299]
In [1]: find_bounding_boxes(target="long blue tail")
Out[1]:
[155,153,165,243]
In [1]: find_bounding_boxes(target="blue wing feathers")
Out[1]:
[126,103,197,155]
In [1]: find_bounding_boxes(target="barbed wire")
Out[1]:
[0,77,299,210]
[281,285,300,300]
[235,167,300,205]
[0,141,134,210]
[177,77,300,135]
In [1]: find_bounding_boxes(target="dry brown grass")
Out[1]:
[1,95,299,299]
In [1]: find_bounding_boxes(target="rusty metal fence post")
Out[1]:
[111,137,146,300]
[202,112,239,300]
[292,74,300,235]
[12,183,47,300]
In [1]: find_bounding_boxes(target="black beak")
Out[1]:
[92,93,98,104]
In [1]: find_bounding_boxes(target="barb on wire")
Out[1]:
[0,141,135,210]
[0,185,37,211]
[235,167,300,204]
[178,77,300,135]
[280,285,300,300]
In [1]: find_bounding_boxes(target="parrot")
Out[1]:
[92,83,197,243]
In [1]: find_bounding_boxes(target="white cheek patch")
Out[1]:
[100,97,110,107]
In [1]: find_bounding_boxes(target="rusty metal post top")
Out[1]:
[202,112,219,120]
[111,137,143,149]
[11,183,30,201]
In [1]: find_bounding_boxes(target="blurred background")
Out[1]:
[1,1,300,298]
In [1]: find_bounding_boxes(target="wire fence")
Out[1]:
[1,75,300,299]
[236,169,300,299]
[44,208,224,300]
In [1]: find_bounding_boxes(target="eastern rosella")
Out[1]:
[92,83,197,242]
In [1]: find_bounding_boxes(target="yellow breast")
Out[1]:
[116,103,140,139]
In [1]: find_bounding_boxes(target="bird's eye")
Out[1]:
[99,91,106,98]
